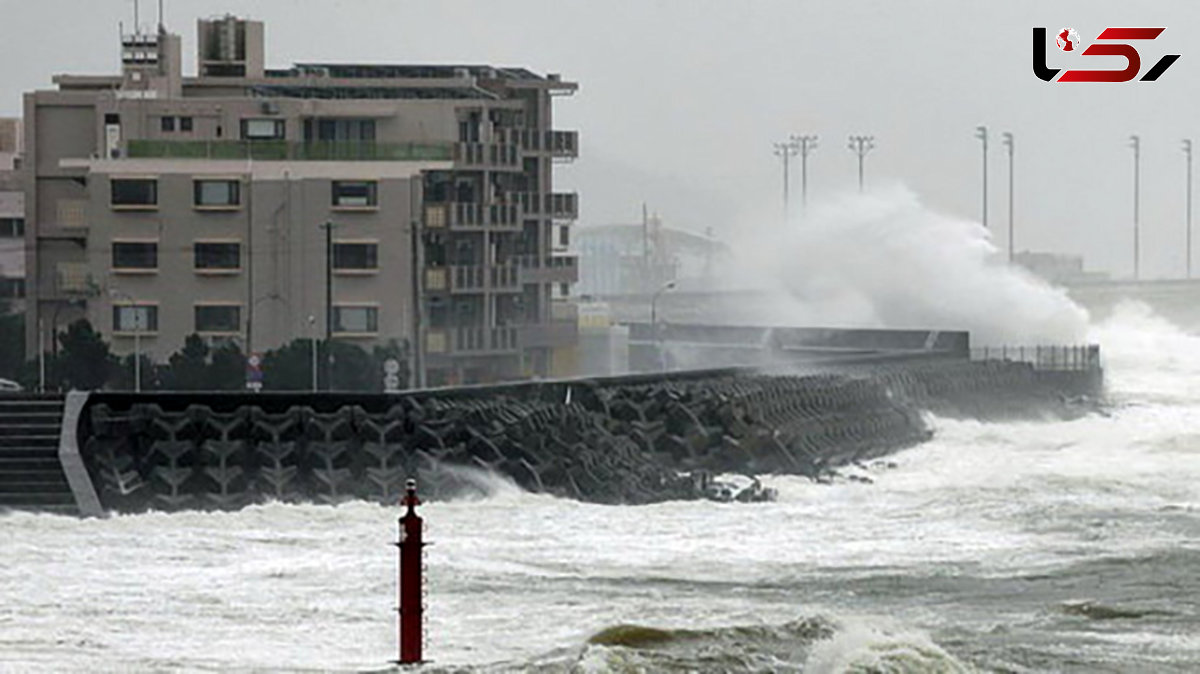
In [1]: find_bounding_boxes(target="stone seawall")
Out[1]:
[70,356,1102,512]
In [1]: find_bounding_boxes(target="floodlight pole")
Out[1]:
[976,126,988,229]
[1003,132,1014,262]
[847,135,875,192]
[1131,135,1141,280]
[792,134,819,210]
[1185,139,1193,278]
[773,138,800,218]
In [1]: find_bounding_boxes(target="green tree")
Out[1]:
[262,338,316,391]
[0,303,25,381]
[166,334,211,390]
[208,341,246,390]
[55,319,117,390]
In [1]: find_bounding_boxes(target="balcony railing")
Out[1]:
[547,192,578,220]
[492,129,578,159]
[548,130,578,158]
[515,255,578,285]
[441,202,520,229]
[453,142,519,168]
[426,326,519,354]
[448,265,520,292]
[126,140,453,161]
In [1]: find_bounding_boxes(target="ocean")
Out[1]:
[2,303,1198,672]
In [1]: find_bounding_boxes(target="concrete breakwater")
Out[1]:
[61,351,1102,513]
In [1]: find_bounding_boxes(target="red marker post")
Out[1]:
[397,479,425,665]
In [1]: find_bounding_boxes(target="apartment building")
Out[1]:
[0,118,24,313]
[24,15,579,386]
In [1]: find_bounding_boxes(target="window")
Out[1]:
[0,218,23,238]
[241,118,285,140]
[194,179,240,207]
[332,181,377,207]
[333,242,379,271]
[333,305,378,334]
[195,305,241,333]
[161,116,175,132]
[558,225,570,247]
[179,116,193,132]
[112,305,159,332]
[112,241,158,270]
[304,118,376,142]
[0,278,24,299]
[194,242,241,271]
[111,178,157,207]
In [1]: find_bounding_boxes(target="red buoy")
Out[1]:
[397,478,424,664]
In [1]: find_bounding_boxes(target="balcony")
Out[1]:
[548,130,578,159]
[447,264,520,293]
[431,202,520,230]
[516,255,579,285]
[547,192,578,220]
[425,326,519,355]
[453,142,520,170]
[519,320,578,349]
[126,140,453,161]
[492,129,578,159]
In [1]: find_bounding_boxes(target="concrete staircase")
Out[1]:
[0,395,76,514]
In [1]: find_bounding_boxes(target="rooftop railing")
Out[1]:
[125,140,454,161]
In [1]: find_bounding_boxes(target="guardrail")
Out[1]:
[971,344,1100,371]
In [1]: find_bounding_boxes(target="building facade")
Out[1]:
[0,118,24,314]
[24,15,579,386]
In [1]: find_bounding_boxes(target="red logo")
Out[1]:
[1033,27,1180,82]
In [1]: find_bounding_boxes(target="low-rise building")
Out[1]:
[25,15,579,386]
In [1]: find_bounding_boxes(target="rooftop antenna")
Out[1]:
[133,0,139,34]
[158,0,164,31]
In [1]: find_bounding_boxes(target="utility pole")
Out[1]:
[976,126,988,229]
[1131,135,1141,280]
[1003,132,1014,262]
[1185,139,1194,278]
[847,135,875,193]
[791,134,819,210]
[773,138,800,217]
[321,221,335,389]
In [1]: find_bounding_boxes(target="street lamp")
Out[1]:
[773,138,800,218]
[109,288,142,393]
[307,314,318,392]
[650,280,677,372]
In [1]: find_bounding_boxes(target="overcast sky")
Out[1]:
[3,0,1199,279]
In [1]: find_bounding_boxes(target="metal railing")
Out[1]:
[126,140,453,161]
[453,142,519,168]
[971,344,1101,371]
[448,265,520,292]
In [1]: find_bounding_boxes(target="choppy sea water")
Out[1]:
[2,304,1198,672]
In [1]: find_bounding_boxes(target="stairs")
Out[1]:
[0,395,77,514]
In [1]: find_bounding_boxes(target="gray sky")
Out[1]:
[3,0,1199,279]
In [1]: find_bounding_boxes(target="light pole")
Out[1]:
[1131,135,1141,280]
[773,138,799,218]
[320,221,336,390]
[307,314,318,392]
[1003,131,1014,261]
[976,125,989,229]
[109,288,142,392]
[791,134,819,210]
[1185,139,1193,278]
[650,280,677,372]
[847,135,875,192]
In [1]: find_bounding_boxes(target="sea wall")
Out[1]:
[71,353,1102,512]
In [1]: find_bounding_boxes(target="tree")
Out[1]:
[262,338,315,391]
[55,319,116,390]
[208,341,246,390]
[260,338,409,391]
[0,303,24,381]
[166,334,210,390]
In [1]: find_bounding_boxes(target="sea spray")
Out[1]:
[725,185,1089,346]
